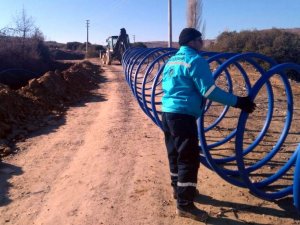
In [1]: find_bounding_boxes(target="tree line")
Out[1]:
[207,28,300,65]
[47,41,104,60]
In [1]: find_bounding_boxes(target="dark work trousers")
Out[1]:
[162,112,200,206]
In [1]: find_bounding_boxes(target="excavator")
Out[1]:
[101,28,130,65]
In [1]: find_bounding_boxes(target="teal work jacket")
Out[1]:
[162,46,237,118]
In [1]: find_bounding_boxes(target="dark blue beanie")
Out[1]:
[179,28,202,46]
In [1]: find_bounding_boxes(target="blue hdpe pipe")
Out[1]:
[122,47,300,212]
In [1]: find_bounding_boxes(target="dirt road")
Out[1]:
[0,62,299,225]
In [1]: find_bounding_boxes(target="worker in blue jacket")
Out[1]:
[162,27,256,221]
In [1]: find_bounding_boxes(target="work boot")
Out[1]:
[172,188,199,200]
[176,203,208,222]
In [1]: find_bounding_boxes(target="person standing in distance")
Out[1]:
[161,28,256,221]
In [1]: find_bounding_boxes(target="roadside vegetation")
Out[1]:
[0,8,104,89]
[208,28,300,63]
[207,28,300,80]
[0,9,52,76]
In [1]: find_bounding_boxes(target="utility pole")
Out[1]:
[133,35,136,43]
[86,19,89,55]
[168,0,172,48]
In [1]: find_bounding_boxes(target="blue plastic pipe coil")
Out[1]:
[122,47,300,212]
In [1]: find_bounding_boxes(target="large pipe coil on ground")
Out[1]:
[122,47,300,212]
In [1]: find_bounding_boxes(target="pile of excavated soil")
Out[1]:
[0,61,104,157]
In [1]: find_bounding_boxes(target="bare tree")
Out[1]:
[187,0,206,38]
[14,7,35,38]
[5,8,45,64]
[0,7,41,39]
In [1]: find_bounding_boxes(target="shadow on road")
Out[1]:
[195,193,300,224]
[0,162,23,207]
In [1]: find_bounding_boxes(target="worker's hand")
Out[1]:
[234,96,256,113]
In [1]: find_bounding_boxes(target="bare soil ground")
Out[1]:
[0,59,299,225]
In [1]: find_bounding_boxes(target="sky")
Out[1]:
[0,0,299,45]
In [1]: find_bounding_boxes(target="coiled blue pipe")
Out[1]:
[122,47,300,211]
